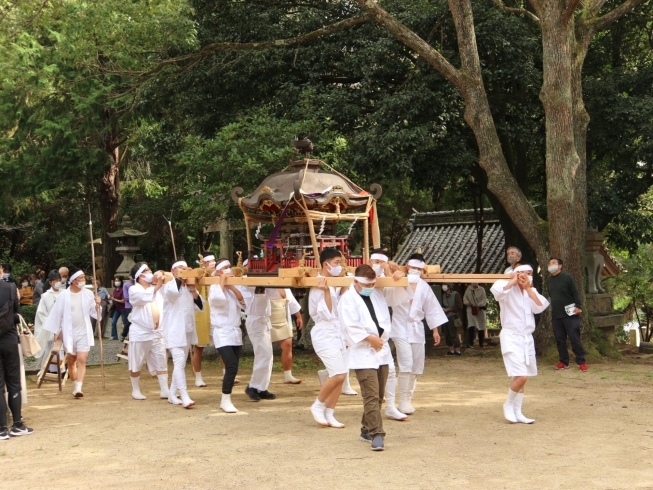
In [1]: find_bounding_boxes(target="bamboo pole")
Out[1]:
[371,201,381,249]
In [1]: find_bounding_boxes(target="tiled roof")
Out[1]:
[394,208,506,274]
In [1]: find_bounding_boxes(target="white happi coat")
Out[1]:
[128,283,164,342]
[34,289,60,360]
[161,279,202,349]
[309,277,345,353]
[43,288,98,354]
[390,279,448,343]
[490,280,549,365]
[208,284,245,347]
[337,284,393,369]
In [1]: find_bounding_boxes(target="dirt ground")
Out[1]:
[3,351,653,490]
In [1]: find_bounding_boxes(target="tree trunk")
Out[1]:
[98,142,121,286]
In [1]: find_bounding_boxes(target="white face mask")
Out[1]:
[547,265,559,273]
[114,281,122,287]
[407,268,421,284]
[372,264,383,276]
[22,282,28,288]
[528,276,533,285]
[77,280,86,288]
[442,285,449,291]
[53,281,64,291]
[221,268,232,275]
[326,262,342,277]
[141,273,154,284]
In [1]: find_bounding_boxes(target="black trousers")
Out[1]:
[552,316,585,365]
[467,327,485,347]
[217,345,241,394]
[443,318,461,348]
[0,343,22,427]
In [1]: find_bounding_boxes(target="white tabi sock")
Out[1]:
[325,408,345,428]
[284,370,301,384]
[179,389,195,409]
[194,370,206,387]
[341,372,358,396]
[503,389,518,423]
[514,392,535,424]
[397,372,415,415]
[168,377,181,405]
[220,393,238,413]
[310,399,328,426]
[157,374,170,398]
[130,376,147,400]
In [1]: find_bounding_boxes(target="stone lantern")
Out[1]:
[107,215,147,277]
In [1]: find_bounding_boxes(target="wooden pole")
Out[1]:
[371,201,381,249]
[363,217,370,263]
[88,205,106,389]
[164,213,177,261]
[306,216,321,268]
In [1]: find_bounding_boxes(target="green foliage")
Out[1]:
[603,244,653,343]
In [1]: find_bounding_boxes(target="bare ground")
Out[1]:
[3,352,653,490]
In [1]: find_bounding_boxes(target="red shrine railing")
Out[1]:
[247,256,364,273]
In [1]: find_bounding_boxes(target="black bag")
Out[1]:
[0,284,17,338]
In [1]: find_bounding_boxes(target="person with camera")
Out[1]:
[463,283,488,348]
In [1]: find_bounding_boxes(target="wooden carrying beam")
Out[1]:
[181,275,408,288]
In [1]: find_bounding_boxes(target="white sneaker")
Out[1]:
[385,405,408,421]
[220,394,238,413]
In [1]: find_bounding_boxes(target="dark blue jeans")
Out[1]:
[552,315,585,365]
[112,309,131,339]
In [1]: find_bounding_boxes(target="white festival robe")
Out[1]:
[308,277,345,353]
[389,279,448,344]
[34,288,60,360]
[490,280,549,372]
[128,283,165,342]
[43,288,98,355]
[208,284,245,348]
[161,279,202,349]
[337,284,393,370]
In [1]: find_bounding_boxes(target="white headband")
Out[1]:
[370,253,388,262]
[202,255,215,263]
[355,276,376,285]
[408,259,425,269]
[171,260,187,270]
[514,264,533,272]
[70,270,84,282]
[216,260,230,271]
[242,259,248,267]
[134,263,148,281]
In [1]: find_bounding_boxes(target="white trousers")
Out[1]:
[384,362,398,404]
[249,330,273,391]
[169,346,189,392]
[129,338,167,373]
[393,337,425,375]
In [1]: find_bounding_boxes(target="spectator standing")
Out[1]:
[121,276,133,340]
[19,278,33,306]
[442,285,463,356]
[546,258,587,372]
[463,283,488,348]
[31,274,43,307]
[110,276,127,340]
[0,263,33,439]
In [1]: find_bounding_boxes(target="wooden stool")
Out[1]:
[116,339,129,361]
[36,341,68,391]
